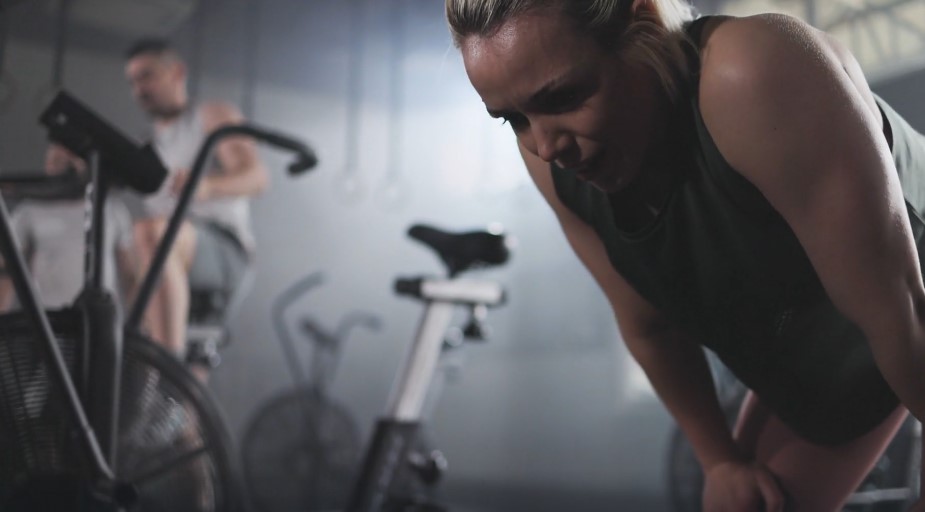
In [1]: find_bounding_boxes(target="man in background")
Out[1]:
[124,39,268,357]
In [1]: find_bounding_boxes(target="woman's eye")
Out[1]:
[547,89,584,112]
[500,113,528,130]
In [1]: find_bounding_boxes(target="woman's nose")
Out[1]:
[530,121,570,163]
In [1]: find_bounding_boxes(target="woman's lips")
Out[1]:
[562,154,603,182]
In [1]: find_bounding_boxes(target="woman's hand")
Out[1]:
[703,460,786,512]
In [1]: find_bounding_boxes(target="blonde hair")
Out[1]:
[446,0,697,102]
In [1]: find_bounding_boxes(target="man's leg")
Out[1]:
[733,391,908,511]
[133,218,197,356]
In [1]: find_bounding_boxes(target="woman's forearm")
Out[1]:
[867,328,925,428]
[625,332,744,470]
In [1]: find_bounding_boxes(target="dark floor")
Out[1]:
[442,479,669,512]
[238,478,670,512]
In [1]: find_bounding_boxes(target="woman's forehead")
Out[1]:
[463,10,589,55]
[461,13,600,103]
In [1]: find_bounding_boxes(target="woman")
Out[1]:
[446,0,925,510]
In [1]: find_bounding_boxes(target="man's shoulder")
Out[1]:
[195,101,244,132]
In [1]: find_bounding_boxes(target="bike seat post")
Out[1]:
[347,277,504,512]
[346,281,459,512]
[385,299,456,421]
[387,278,504,420]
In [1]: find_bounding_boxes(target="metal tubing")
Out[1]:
[385,301,454,421]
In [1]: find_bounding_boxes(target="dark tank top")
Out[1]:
[552,16,925,445]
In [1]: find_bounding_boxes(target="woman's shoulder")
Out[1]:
[693,12,877,153]
[696,12,864,136]
[697,13,833,91]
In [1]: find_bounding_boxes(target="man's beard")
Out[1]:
[143,98,185,121]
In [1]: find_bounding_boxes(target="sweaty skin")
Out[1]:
[461,7,925,512]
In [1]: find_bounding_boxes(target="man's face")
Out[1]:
[125,53,185,119]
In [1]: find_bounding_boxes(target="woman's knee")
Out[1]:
[753,407,907,512]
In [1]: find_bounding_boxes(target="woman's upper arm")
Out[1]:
[699,16,925,354]
[519,145,672,341]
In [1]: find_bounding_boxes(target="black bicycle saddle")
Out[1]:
[408,224,510,277]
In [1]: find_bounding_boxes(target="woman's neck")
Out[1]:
[608,104,688,232]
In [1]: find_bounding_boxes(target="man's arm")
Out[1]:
[177,101,269,200]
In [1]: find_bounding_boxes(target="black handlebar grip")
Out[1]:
[258,130,302,153]
[288,153,318,176]
[247,126,318,176]
[394,277,422,298]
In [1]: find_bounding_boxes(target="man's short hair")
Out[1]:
[124,38,181,62]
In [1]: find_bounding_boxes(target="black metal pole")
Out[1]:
[91,155,107,290]
[78,150,122,468]
[346,420,421,512]
[83,151,107,291]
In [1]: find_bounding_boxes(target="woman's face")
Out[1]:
[461,8,669,193]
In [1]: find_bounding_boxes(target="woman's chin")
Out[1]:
[588,173,631,194]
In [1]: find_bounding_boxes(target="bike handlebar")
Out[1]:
[125,124,318,332]
[206,124,318,176]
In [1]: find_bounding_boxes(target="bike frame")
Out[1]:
[0,148,117,490]
[0,93,316,506]
[346,277,504,512]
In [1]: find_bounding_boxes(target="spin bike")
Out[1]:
[242,271,381,512]
[345,224,511,512]
[0,90,317,511]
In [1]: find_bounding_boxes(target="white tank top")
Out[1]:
[146,106,255,253]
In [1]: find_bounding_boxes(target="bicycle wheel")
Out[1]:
[0,307,241,511]
[118,333,242,512]
[241,386,360,512]
[0,309,83,509]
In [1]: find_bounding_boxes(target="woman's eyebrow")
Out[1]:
[523,75,574,109]
[484,70,581,117]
